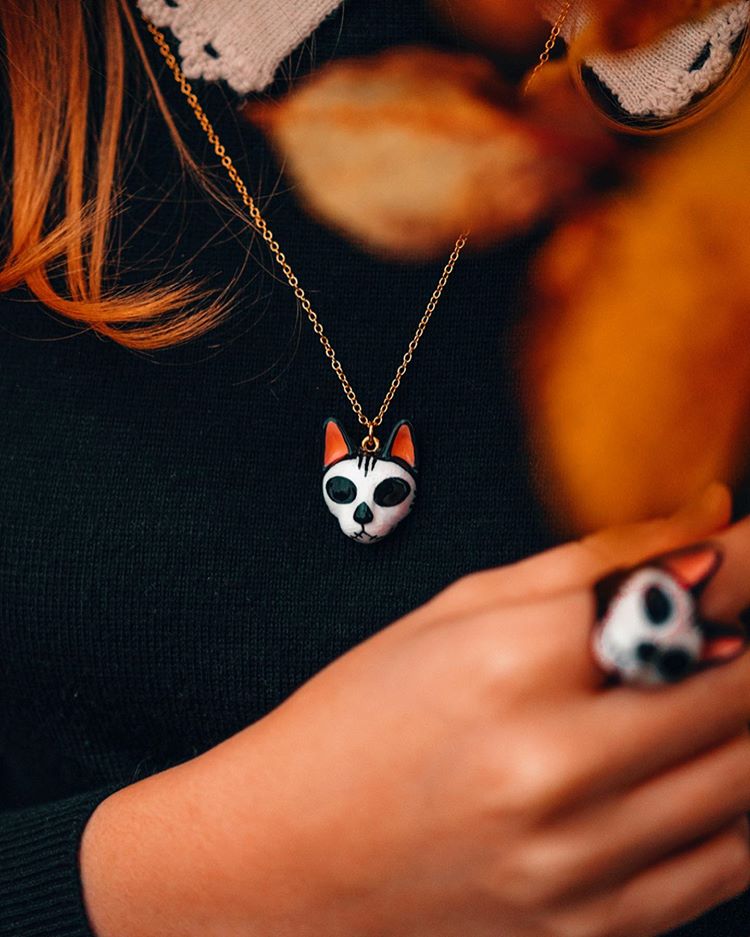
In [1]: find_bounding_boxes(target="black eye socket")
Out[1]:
[326,476,356,504]
[373,477,411,508]
[643,585,674,625]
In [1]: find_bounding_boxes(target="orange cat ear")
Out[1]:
[661,544,723,595]
[384,420,416,470]
[323,418,354,468]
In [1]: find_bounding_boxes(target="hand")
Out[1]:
[81,482,750,937]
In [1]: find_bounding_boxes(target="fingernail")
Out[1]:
[706,637,750,668]
[728,635,749,662]
[699,623,749,669]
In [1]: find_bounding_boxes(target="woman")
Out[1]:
[2,2,750,936]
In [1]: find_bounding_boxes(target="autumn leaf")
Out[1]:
[244,47,615,260]
[521,78,750,533]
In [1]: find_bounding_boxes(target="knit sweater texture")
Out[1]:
[1,3,748,936]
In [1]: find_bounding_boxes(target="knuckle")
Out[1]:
[554,919,611,937]
[437,570,489,609]
[505,836,587,910]
[451,567,502,603]
[481,837,570,914]
[505,736,581,820]
[458,614,539,695]
[479,643,535,695]
[542,909,604,937]
[719,862,750,903]
[720,827,750,896]
[553,893,626,937]
[733,864,750,898]
[416,572,493,623]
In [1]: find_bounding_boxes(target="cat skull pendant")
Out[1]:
[592,544,747,687]
[322,418,417,544]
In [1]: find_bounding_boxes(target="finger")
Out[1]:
[548,730,750,888]
[609,729,750,876]
[574,648,750,797]
[571,508,750,693]
[472,589,607,692]
[568,816,750,937]
[441,483,731,615]
[700,511,750,623]
[576,480,731,589]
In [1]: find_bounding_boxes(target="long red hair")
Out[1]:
[0,0,241,349]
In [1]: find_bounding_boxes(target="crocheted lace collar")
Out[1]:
[137,0,750,117]
[137,0,345,94]
[540,0,750,118]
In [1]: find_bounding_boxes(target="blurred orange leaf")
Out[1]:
[244,47,615,259]
[522,79,750,533]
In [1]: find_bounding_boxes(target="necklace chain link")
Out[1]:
[524,0,573,92]
[144,17,469,442]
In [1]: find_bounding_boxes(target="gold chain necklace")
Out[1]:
[524,1,573,92]
[143,14,555,544]
[144,17,469,544]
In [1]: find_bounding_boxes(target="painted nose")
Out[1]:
[354,502,374,525]
[637,643,694,683]
[656,648,693,682]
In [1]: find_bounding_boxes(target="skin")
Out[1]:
[80,482,750,937]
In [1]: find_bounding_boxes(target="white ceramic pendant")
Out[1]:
[322,418,417,544]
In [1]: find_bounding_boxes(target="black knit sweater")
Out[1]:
[0,4,748,935]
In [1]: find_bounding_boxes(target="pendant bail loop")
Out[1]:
[361,424,381,454]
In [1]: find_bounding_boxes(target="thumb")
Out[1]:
[451,483,733,612]
[574,481,733,585]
